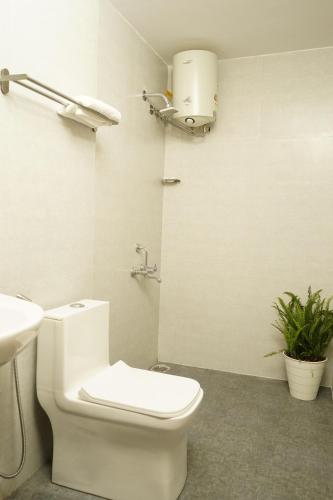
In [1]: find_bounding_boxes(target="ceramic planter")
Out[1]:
[283,352,327,401]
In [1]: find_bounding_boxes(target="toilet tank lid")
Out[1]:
[45,299,109,320]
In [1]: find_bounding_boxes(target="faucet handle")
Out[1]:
[147,274,162,283]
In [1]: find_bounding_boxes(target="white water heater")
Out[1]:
[172,50,218,128]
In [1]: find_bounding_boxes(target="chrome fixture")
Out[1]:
[142,89,211,137]
[0,294,30,479]
[162,178,181,185]
[0,293,43,479]
[131,244,162,283]
[150,363,171,373]
[16,293,32,302]
[142,90,177,117]
[0,68,119,130]
[0,357,26,479]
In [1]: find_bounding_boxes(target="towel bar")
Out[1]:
[0,68,119,126]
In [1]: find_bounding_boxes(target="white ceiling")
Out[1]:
[111,0,333,63]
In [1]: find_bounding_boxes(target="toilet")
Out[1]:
[36,300,203,500]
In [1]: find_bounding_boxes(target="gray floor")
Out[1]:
[7,364,333,500]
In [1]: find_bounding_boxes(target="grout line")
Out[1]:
[219,44,333,62]
[108,0,168,67]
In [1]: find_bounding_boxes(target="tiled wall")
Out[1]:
[94,0,167,368]
[0,1,99,497]
[159,47,333,386]
[0,0,166,497]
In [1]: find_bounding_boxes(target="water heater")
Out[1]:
[172,50,218,128]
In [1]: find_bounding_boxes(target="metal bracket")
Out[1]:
[0,68,9,95]
[142,88,213,137]
[162,178,181,185]
[0,69,30,95]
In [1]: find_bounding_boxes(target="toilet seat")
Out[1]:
[79,360,201,419]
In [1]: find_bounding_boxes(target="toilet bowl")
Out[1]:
[36,300,203,500]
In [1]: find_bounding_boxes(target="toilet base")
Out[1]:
[51,413,188,500]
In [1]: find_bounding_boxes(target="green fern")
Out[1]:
[266,287,333,361]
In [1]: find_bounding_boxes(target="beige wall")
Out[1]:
[159,47,333,387]
[0,1,98,497]
[0,0,166,497]
[94,1,167,368]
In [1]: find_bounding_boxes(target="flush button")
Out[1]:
[185,117,195,125]
[70,302,85,308]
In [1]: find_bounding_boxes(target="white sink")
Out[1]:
[0,294,44,366]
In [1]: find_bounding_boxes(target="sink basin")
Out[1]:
[0,294,44,366]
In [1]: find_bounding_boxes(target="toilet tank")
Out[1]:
[37,300,109,395]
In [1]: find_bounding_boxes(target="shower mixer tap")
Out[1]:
[131,244,162,283]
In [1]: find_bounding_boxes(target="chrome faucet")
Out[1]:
[146,273,162,283]
[131,244,162,283]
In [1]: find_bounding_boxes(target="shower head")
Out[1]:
[142,91,178,118]
[158,106,178,118]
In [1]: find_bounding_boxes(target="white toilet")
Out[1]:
[36,299,203,500]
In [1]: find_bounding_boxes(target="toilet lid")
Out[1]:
[79,361,201,418]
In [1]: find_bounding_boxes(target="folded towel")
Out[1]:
[58,103,112,129]
[57,96,121,129]
[76,95,121,124]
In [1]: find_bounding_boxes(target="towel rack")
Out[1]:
[0,68,118,125]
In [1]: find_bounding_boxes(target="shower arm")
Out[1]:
[142,89,209,137]
[142,90,171,109]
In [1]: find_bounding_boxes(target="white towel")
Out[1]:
[57,96,121,129]
[76,95,121,124]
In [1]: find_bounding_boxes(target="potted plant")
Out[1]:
[266,287,333,400]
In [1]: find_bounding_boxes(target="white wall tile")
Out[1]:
[0,0,166,496]
[0,0,99,494]
[94,0,167,368]
[160,47,333,387]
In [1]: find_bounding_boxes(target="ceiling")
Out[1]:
[111,0,333,63]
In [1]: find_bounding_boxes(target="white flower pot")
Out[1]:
[283,352,327,401]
